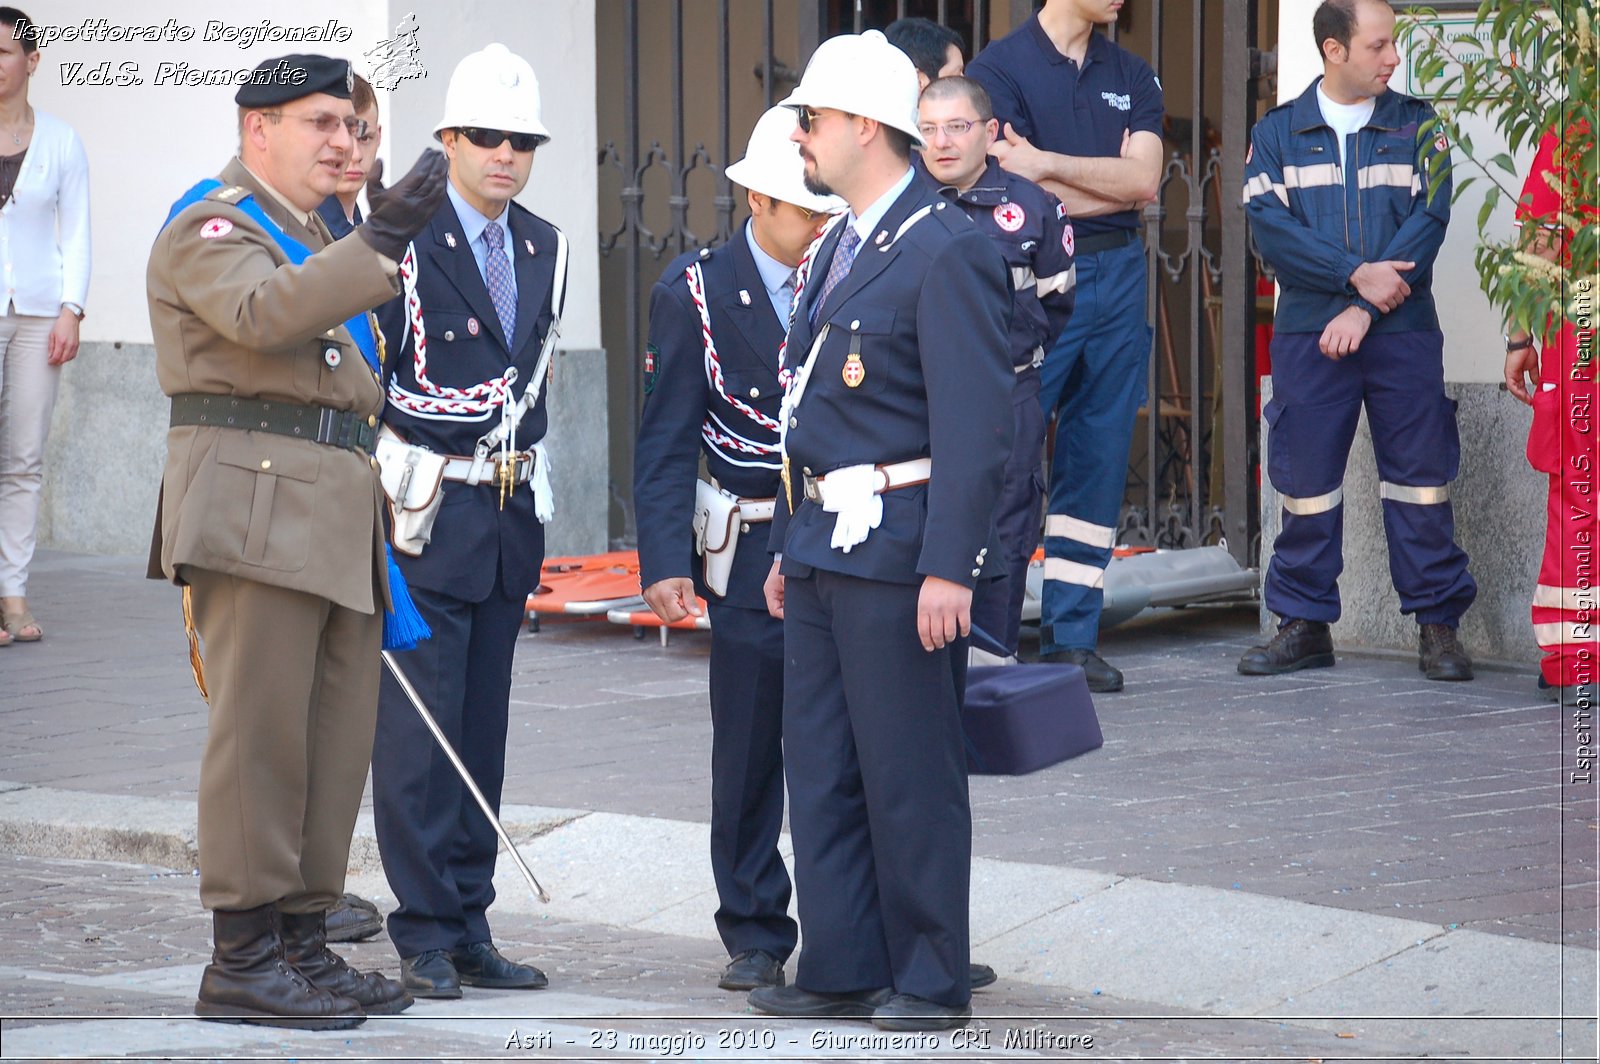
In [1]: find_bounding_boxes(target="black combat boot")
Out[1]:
[279,909,413,1015]
[1237,618,1335,675]
[1418,623,1473,681]
[194,904,365,1029]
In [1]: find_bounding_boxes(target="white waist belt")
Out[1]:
[441,451,536,486]
[738,497,777,523]
[803,457,932,505]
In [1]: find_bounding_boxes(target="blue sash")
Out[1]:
[162,180,379,373]
[161,179,429,651]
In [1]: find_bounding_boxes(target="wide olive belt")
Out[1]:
[169,393,378,454]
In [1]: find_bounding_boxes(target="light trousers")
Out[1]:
[0,313,61,596]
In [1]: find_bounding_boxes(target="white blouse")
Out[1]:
[0,109,90,317]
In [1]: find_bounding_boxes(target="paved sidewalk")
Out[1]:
[0,548,1596,1061]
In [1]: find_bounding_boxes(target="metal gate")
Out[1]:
[598,0,1273,568]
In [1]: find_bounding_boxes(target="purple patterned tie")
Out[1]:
[483,220,516,340]
[809,223,861,324]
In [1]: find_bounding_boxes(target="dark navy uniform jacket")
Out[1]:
[1244,78,1450,335]
[937,157,1076,367]
[770,176,1014,589]
[375,198,563,603]
[635,226,787,611]
[968,18,1163,237]
[315,197,362,241]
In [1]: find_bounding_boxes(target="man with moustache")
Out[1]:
[634,105,841,993]
[749,31,1012,1033]
[968,0,1163,692]
[918,75,1076,657]
[1240,0,1475,678]
[148,53,447,1027]
[369,43,568,999]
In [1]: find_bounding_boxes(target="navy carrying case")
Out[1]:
[961,628,1103,775]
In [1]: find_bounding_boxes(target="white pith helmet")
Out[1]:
[433,43,551,143]
[779,30,926,149]
[724,107,846,214]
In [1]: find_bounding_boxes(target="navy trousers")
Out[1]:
[1263,329,1476,625]
[782,570,971,1007]
[705,600,797,962]
[371,579,526,957]
[970,367,1047,656]
[1037,239,1153,653]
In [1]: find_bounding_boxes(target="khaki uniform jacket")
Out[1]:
[147,159,400,613]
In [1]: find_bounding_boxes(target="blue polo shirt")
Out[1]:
[968,16,1163,235]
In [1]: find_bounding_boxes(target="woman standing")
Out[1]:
[0,7,89,646]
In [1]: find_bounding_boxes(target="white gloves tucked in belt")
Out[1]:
[531,443,555,524]
[820,464,883,553]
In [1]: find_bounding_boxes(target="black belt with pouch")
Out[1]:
[169,393,378,454]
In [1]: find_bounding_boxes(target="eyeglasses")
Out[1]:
[794,106,844,134]
[263,112,369,139]
[917,118,980,140]
[456,127,543,152]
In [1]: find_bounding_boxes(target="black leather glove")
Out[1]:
[359,150,449,260]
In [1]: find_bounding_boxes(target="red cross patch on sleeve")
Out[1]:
[199,217,234,239]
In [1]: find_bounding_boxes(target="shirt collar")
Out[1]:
[1028,15,1111,70]
[239,161,310,227]
[446,180,507,247]
[743,220,794,296]
[850,166,916,243]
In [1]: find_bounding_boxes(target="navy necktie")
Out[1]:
[483,220,516,341]
[809,224,861,325]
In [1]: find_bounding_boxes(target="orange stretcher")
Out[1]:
[525,551,646,632]
[607,600,712,646]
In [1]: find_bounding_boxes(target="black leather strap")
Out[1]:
[169,393,378,453]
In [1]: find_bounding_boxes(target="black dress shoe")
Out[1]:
[969,962,996,989]
[1418,623,1473,681]
[400,949,461,1000]
[324,894,383,944]
[748,984,893,1019]
[1039,647,1124,692]
[451,941,548,989]
[872,992,972,1032]
[1237,618,1334,675]
[719,949,784,991]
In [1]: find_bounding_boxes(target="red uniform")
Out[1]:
[1518,128,1599,685]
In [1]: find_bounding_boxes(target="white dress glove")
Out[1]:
[531,442,555,524]
[820,464,883,553]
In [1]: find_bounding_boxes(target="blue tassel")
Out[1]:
[382,544,432,651]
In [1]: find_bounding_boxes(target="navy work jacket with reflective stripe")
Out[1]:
[1243,77,1450,335]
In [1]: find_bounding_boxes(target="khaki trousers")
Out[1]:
[185,568,380,913]
[0,313,60,597]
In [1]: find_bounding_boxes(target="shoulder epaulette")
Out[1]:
[206,185,249,203]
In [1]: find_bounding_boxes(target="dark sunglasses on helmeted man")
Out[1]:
[455,126,544,152]
[793,106,848,134]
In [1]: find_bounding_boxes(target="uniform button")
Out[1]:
[789,416,798,428]
[850,319,860,331]
[740,523,751,533]
[260,459,272,470]
[444,330,455,341]
[971,567,982,577]
[802,467,812,476]
[367,415,378,427]
[370,456,380,470]
[748,387,760,398]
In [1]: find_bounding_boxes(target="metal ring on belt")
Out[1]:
[169,393,378,453]
[440,450,536,486]
[1073,227,1139,255]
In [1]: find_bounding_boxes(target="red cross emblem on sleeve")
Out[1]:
[200,217,234,239]
[993,202,1026,232]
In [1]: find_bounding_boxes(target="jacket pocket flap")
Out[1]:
[215,431,321,483]
[828,305,896,335]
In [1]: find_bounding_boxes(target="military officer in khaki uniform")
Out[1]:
[147,54,447,1029]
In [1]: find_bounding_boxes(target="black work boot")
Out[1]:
[194,905,365,1029]
[1040,647,1124,692]
[279,910,413,1015]
[1237,619,1335,675]
[1418,623,1473,681]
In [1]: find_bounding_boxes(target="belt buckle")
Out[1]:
[873,466,892,495]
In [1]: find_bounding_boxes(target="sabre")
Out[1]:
[381,651,552,904]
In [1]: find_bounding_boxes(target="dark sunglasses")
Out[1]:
[456,126,543,152]
[793,106,831,134]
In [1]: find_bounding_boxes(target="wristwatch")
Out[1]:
[61,302,85,321]
[1505,333,1533,352]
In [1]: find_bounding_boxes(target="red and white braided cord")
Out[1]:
[388,244,516,417]
[776,214,844,390]
[685,263,781,443]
